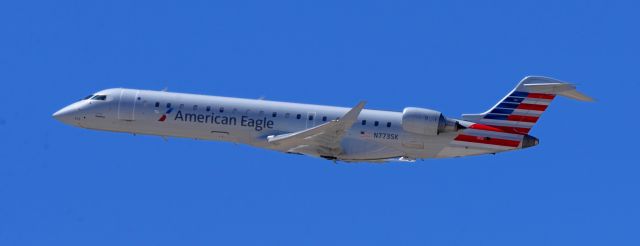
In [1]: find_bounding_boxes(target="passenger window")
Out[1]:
[296,114,301,119]
[219,107,224,113]
[387,122,391,128]
[206,106,211,112]
[166,103,172,108]
[361,120,366,125]
[322,116,327,121]
[259,110,264,115]
[193,105,198,110]
[272,112,277,117]
[308,115,314,121]
[155,102,160,107]
[374,121,379,126]
[179,104,184,109]
[285,113,290,118]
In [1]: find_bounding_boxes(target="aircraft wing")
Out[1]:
[267,101,366,158]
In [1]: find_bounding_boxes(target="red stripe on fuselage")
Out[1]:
[454,134,520,147]
[527,93,555,99]
[517,103,548,111]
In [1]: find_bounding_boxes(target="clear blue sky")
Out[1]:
[0,0,638,245]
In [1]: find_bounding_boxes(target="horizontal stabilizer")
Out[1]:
[523,80,594,102]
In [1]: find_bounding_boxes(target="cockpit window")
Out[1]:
[82,95,94,100]
[91,95,107,100]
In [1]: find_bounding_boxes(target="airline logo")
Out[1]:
[158,108,173,122]
[155,106,276,131]
[172,110,275,131]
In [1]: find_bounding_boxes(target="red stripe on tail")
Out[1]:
[507,115,539,123]
[469,124,506,132]
[485,125,531,134]
[517,103,548,111]
[527,93,555,99]
[469,123,531,134]
[454,134,520,147]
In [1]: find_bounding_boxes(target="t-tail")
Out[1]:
[438,76,593,156]
[462,76,593,135]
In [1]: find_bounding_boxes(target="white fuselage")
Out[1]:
[53,88,525,162]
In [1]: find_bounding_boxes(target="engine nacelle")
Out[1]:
[401,107,460,135]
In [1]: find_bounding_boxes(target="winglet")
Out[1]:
[340,101,367,123]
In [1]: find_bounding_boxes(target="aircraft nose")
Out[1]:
[52,105,76,124]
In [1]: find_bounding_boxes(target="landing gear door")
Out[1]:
[118,89,139,121]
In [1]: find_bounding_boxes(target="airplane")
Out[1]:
[53,76,592,163]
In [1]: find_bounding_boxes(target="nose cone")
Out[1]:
[522,135,539,149]
[52,105,76,125]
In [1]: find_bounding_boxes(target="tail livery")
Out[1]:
[462,76,593,135]
[438,76,593,157]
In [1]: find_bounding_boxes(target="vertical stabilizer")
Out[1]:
[462,76,593,134]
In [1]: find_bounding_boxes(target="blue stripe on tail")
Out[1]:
[490,108,514,115]
[484,114,509,120]
[503,97,525,103]
[497,103,519,109]
[510,91,529,97]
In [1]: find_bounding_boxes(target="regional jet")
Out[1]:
[53,76,592,163]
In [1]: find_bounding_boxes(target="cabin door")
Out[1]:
[118,89,139,121]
